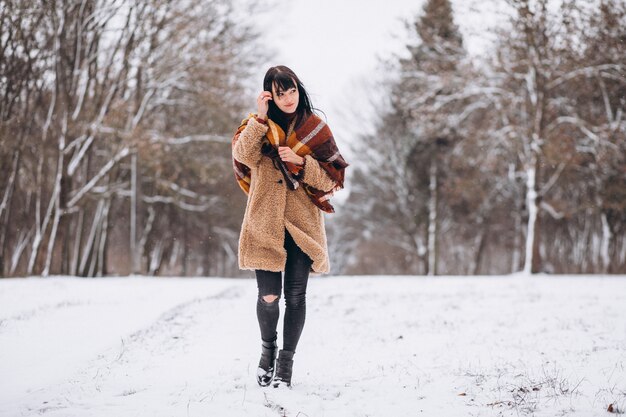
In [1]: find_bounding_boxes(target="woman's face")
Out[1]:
[271,81,299,114]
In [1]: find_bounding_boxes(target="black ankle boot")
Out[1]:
[256,339,278,387]
[272,349,294,388]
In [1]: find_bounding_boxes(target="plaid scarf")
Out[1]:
[232,112,349,213]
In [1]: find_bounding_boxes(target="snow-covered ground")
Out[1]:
[1,274,625,417]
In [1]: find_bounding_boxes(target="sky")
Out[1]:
[233,0,511,206]
[245,0,510,164]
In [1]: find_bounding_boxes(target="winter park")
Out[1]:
[1,0,625,416]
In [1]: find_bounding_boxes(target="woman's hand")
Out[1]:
[257,91,272,119]
[278,146,304,165]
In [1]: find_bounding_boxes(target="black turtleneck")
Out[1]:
[276,110,298,134]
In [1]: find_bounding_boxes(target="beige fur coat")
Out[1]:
[232,117,338,275]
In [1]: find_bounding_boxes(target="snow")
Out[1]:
[1,274,625,416]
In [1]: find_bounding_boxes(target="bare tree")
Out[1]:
[0,0,267,277]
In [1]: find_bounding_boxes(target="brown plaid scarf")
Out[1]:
[232,112,349,213]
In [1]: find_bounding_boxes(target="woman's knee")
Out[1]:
[260,294,279,304]
[284,292,306,308]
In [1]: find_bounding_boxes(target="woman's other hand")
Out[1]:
[257,91,272,119]
[278,146,304,165]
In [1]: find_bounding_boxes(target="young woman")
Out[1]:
[231,65,349,388]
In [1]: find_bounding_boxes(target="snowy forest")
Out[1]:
[1,0,625,278]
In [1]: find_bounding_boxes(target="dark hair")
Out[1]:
[262,65,324,130]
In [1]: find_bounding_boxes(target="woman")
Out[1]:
[231,65,349,388]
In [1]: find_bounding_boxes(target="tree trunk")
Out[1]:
[96,198,111,277]
[511,210,522,273]
[523,154,541,274]
[600,212,612,274]
[427,158,438,276]
[130,151,138,274]
[70,209,84,276]
[471,225,488,275]
[137,205,156,275]
[182,215,188,276]
[79,199,104,276]
[0,150,20,276]
[43,119,67,277]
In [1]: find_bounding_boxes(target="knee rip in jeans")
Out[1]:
[260,294,280,304]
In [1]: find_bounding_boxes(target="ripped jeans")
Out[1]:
[255,227,313,353]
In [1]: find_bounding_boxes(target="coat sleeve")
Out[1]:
[300,154,338,192]
[232,117,269,167]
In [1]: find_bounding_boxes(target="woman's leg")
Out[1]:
[255,269,282,343]
[255,269,282,386]
[282,228,313,353]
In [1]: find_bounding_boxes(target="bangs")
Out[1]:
[262,65,314,118]
[272,73,296,93]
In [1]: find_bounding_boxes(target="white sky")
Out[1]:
[246,0,508,153]
[239,0,509,204]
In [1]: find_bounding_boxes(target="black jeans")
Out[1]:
[255,227,312,353]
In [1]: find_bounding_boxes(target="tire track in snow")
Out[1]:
[23,283,249,416]
[0,300,88,330]
[112,284,246,361]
